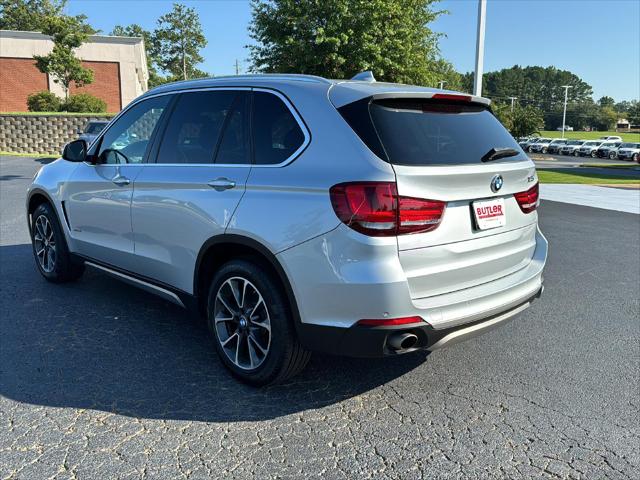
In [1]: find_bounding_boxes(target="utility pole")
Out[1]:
[235,59,240,75]
[561,85,571,138]
[508,96,518,112]
[438,80,446,90]
[473,0,487,96]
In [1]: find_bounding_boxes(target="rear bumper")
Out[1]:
[280,224,548,357]
[297,287,543,357]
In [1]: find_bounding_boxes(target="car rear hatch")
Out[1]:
[333,88,539,300]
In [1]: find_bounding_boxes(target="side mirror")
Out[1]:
[62,139,87,162]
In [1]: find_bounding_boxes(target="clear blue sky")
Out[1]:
[66,0,640,101]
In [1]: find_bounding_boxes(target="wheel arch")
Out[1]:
[194,234,302,331]
[26,189,59,236]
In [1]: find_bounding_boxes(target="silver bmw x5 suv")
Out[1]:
[27,74,548,385]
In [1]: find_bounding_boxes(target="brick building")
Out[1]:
[0,30,149,113]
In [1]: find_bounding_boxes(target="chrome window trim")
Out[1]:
[89,86,310,169]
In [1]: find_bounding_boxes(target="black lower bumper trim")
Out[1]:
[297,287,543,358]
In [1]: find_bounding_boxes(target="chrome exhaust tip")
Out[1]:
[388,332,418,351]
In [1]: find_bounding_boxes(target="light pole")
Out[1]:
[473,0,487,96]
[561,85,571,138]
[438,80,446,90]
[508,96,518,112]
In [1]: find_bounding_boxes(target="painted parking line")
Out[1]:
[540,184,640,214]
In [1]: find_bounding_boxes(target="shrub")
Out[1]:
[61,93,107,113]
[27,91,62,112]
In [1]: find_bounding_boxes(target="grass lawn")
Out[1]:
[580,163,640,170]
[540,130,640,142]
[538,170,640,184]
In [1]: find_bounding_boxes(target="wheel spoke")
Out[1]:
[251,318,271,333]
[248,333,268,355]
[36,246,45,256]
[227,279,243,310]
[221,331,239,348]
[216,293,236,316]
[249,298,264,319]
[247,336,256,368]
[215,315,234,324]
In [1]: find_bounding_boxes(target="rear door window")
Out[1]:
[156,90,242,164]
[341,98,527,166]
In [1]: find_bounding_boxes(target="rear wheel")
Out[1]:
[541,147,547,154]
[633,153,639,163]
[590,150,597,158]
[609,151,616,159]
[31,203,84,282]
[206,259,310,386]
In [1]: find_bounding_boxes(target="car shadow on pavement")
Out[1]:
[0,243,428,422]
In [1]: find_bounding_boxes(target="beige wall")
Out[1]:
[0,30,148,109]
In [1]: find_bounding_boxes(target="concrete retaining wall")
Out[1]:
[0,114,113,154]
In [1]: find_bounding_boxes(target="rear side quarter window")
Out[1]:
[252,91,306,165]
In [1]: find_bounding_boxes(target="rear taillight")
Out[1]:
[357,316,425,327]
[514,183,539,214]
[329,182,445,237]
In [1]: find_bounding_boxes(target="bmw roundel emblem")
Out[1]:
[491,174,504,193]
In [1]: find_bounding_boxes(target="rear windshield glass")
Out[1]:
[366,99,526,166]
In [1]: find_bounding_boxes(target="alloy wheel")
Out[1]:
[213,276,271,370]
[33,215,56,273]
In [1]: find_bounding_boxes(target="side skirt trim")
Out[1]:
[85,261,186,309]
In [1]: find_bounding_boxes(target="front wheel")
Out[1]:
[591,150,597,158]
[30,203,84,282]
[207,259,310,386]
[609,151,617,159]
[541,147,548,154]
[634,153,639,163]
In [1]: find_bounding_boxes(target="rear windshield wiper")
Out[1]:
[481,147,520,163]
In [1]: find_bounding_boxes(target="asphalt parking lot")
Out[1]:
[1,155,639,479]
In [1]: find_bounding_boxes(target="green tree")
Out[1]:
[0,0,65,31]
[153,3,208,80]
[598,96,615,108]
[111,24,166,87]
[626,101,640,124]
[595,106,618,130]
[493,101,543,138]
[249,0,446,86]
[34,14,95,99]
[430,58,463,91]
[510,104,544,137]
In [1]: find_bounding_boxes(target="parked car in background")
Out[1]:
[528,138,552,153]
[518,137,539,151]
[543,139,568,154]
[596,142,622,159]
[560,140,586,156]
[77,121,109,145]
[577,140,604,157]
[556,125,573,131]
[25,74,547,385]
[599,136,622,142]
[616,143,640,162]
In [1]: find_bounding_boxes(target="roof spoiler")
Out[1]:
[370,91,491,107]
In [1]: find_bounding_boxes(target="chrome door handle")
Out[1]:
[207,178,236,191]
[112,176,130,186]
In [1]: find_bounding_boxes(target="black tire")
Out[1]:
[30,202,84,282]
[633,153,639,164]
[206,259,310,386]
[541,147,547,154]
[590,150,597,158]
[609,151,616,159]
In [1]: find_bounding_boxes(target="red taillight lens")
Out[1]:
[357,316,425,327]
[330,182,445,236]
[397,196,446,235]
[514,183,539,214]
